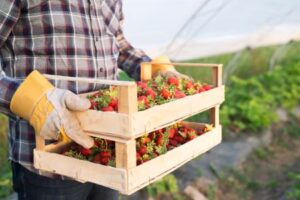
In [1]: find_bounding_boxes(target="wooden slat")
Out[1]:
[131,86,225,136]
[115,84,138,169]
[117,85,138,114]
[212,64,223,87]
[126,125,222,194]
[43,74,135,87]
[76,110,132,138]
[141,62,152,81]
[115,139,136,169]
[210,106,220,127]
[34,150,127,192]
[141,62,221,67]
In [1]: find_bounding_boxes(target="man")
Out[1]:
[0,0,188,199]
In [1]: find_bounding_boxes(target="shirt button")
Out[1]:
[95,37,99,42]
[99,68,103,72]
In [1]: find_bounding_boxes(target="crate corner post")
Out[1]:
[116,84,138,170]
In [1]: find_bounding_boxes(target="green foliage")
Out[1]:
[221,76,278,133]
[145,174,180,198]
[0,114,12,198]
[286,172,300,200]
[221,60,300,133]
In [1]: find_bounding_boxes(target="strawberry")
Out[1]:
[161,88,171,99]
[101,106,114,112]
[167,77,179,86]
[197,131,204,135]
[100,151,111,158]
[100,157,109,165]
[174,90,186,99]
[203,84,213,91]
[198,87,206,93]
[109,98,118,109]
[79,147,92,157]
[137,81,147,89]
[139,146,147,155]
[169,139,178,147]
[185,81,194,90]
[145,88,156,99]
[138,95,148,104]
[137,159,143,165]
[156,134,163,146]
[93,154,102,164]
[136,152,141,160]
[89,100,98,110]
[168,128,176,138]
[174,135,184,144]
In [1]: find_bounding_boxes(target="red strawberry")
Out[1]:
[137,81,147,89]
[136,152,141,160]
[156,134,163,146]
[167,77,179,86]
[197,131,204,135]
[161,88,171,99]
[145,88,156,99]
[93,154,102,164]
[168,128,176,138]
[198,87,206,93]
[100,151,111,158]
[101,106,114,112]
[109,98,118,109]
[174,90,186,99]
[137,159,143,165]
[174,135,184,144]
[203,84,213,91]
[169,139,178,147]
[89,100,98,110]
[138,96,148,104]
[100,157,109,165]
[185,81,194,90]
[139,146,147,155]
[79,147,92,156]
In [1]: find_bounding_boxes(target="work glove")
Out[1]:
[10,70,94,149]
[151,55,192,80]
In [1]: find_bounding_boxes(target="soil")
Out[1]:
[216,119,300,200]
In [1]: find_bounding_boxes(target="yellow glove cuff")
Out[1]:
[151,55,176,75]
[10,70,54,121]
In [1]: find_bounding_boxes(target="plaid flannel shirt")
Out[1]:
[0,0,151,174]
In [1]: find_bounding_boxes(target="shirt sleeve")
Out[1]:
[116,2,152,81]
[0,0,22,114]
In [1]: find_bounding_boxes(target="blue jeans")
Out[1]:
[11,162,119,200]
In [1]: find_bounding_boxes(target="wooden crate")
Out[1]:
[34,122,222,195]
[34,62,224,195]
[75,62,224,141]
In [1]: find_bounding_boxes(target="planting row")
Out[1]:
[88,75,213,112]
[62,122,213,166]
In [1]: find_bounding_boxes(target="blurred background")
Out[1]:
[1,0,300,199]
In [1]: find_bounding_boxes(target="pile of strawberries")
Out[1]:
[87,76,213,111]
[63,138,115,166]
[62,123,213,166]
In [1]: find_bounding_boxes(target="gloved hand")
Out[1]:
[10,71,94,149]
[151,55,192,80]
